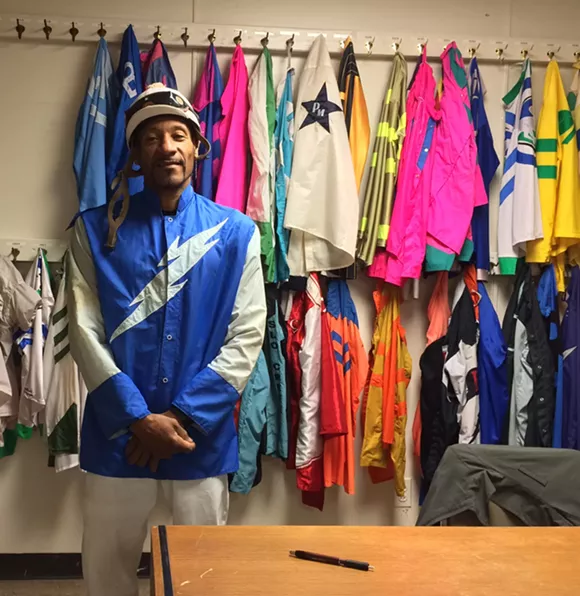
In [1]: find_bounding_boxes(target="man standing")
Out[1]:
[68,85,266,596]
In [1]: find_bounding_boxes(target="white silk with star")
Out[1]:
[284,34,359,276]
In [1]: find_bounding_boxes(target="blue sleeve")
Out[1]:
[171,367,240,436]
[89,372,151,439]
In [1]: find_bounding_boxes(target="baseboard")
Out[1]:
[0,553,151,580]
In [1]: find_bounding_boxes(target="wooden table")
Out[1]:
[151,525,580,595]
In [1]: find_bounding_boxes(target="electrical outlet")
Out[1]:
[394,477,413,508]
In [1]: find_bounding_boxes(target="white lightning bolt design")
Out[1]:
[563,346,577,360]
[110,218,228,342]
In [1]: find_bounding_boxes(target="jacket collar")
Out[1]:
[142,182,195,215]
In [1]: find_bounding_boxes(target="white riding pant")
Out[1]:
[82,473,229,596]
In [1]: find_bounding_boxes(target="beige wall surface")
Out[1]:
[0,0,577,552]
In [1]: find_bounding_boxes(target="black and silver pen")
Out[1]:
[289,550,375,572]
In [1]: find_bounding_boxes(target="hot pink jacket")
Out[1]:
[215,45,249,212]
[369,47,440,285]
[426,42,487,262]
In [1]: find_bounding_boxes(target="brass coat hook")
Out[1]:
[10,247,20,262]
[97,23,107,38]
[234,30,242,45]
[69,22,79,42]
[286,33,295,68]
[15,19,25,40]
[207,29,216,44]
[547,45,560,60]
[365,37,375,55]
[417,39,428,54]
[181,27,190,47]
[468,43,481,58]
[495,43,508,61]
[261,32,270,47]
[392,38,402,52]
[574,51,580,61]
[43,19,52,41]
[154,26,161,40]
[520,44,534,59]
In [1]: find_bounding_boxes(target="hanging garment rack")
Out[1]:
[1,14,579,261]
[1,13,580,64]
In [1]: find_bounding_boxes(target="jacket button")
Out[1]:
[167,334,173,341]
[539,397,545,402]
[167,217,174,222]
[536,365,542,372]
[162,377,169,384]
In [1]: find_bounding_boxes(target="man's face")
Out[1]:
[134,117,197,190]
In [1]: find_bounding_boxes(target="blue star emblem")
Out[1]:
[300,83,342,133]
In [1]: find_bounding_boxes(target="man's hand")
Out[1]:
[129,411,196,461]
[125,436,157,471]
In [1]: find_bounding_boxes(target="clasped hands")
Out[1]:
[126,411,196,473]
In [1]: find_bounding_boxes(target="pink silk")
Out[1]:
[215,45,249,212]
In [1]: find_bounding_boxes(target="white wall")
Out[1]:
[0,0,578,553]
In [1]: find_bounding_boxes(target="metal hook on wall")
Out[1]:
[69,22,79,42]
[547,45,560,60]
[154,26,161,40]
[207,28,216,44]
[574,51,580,61]
[15,19,25,40]
[97,22,107,38]
[495,43,508,61]
[43,19,52,41]
[520,44,534,59]
[286,33,295,68]
[181,27,190,47]
[261,31,270,47]
[417,39,428,54]
[365,37,375,55]
[392,37,402,52]
[234,30,242,45]
[468,43,481,58]
[9,247,20,263]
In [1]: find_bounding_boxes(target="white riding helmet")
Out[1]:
[125,84,202,146]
